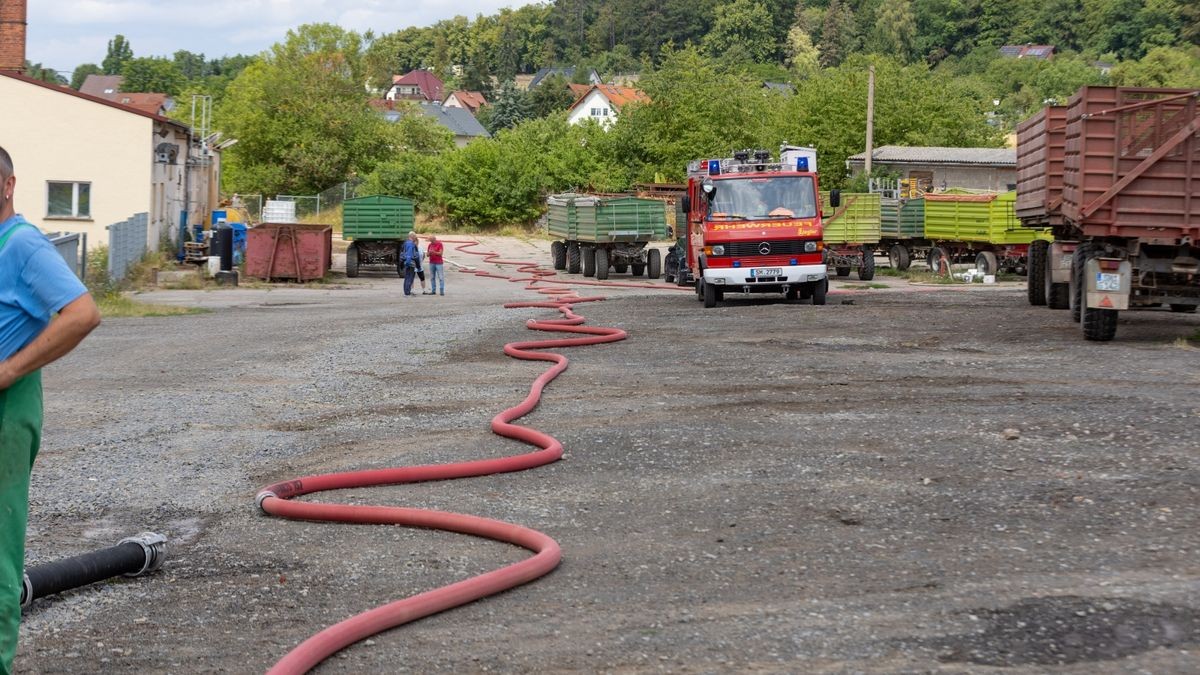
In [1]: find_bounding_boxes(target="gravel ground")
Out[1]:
[14,236,1200,673]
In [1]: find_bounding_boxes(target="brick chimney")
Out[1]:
[0,0,27,73]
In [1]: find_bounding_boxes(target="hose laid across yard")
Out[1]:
[256,239,675,674]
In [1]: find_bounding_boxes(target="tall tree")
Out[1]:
[483,81,533,132]
[70,63,103,90]
[173,50,208,80]
[102,35,134,75]
[218,24,391,195]
[818,0,858,68]
[869,1,918,62]
[121,57,186,96]
[704,0,776,63]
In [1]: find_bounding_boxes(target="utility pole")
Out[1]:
[865,65,875,176]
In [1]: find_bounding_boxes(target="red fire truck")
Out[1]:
[672,149,835,308]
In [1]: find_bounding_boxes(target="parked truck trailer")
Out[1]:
[546,193,667,280]
[1017,86,1200,340]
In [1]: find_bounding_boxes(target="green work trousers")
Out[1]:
[0,371,42,675]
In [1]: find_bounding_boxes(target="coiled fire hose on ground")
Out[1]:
[257,239,683,674]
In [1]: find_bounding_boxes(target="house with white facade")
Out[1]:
[566,85,649,129]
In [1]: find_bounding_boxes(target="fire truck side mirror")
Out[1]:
[830,189,841,208]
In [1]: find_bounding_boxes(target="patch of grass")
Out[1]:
[878,266,907,277]
[299,204,342,235]
[96,292,207,318]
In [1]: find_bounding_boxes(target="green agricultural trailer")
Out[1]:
[341,195,415,277]
[921,191,1052,275]
[879,197,926,270]
[821,192,881,280]
[546,193,668,280]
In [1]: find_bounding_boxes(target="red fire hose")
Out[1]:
[257,238,674,674]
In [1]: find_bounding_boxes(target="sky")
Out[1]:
[26,0,532,75]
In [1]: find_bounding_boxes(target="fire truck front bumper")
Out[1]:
[704,264,826,289]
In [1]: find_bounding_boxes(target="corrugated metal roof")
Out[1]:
[847,145,1016,167]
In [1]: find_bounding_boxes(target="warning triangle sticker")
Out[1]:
[1099,296,1114,308]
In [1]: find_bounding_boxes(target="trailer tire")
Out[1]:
[595,248,609,280]
[1079,245,1118,341]
[834,266,851,277]
[1027,240,1047,306]
[567,242,581,274]
[582,246,595,277]
[614,263,628,274]
[928,247,949,275]
[632,263,645,276]
[551,241,566,270]
[1070,243,1088,323]
[975,251,999,276]
[1170,304,1198,313]
[703,279,718,308]
[859,247,876,281]
[647,248,662,279]
[811,278,828,305]
[346,243,360,278]
[888,244,911,271]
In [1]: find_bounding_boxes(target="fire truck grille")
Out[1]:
[724,240,808,256]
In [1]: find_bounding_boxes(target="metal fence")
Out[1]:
[316,177,365,216]
[107,213,149,281]
[45,232,86,280]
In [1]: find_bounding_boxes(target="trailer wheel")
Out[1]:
[703,279,718,308]
[647,248,662,279]
[928,247,949,275]
[888,244,911,271]
[1170,304,1198,313]
[1027,240,1048,306]
[595,248,609,280]
[858,247,876,281]
[834,266,851,277]
[346,243,360,278]
[551,241,566,270]
[631,263,645,276]
[1070,243,1088,323]
[811,278,828,305]
[567,242,581,274]
[582,246,595,277]
[975,251,999,276]
[614,262,628,274]
[1078,245,1118,341]
[1047,281,1070,309]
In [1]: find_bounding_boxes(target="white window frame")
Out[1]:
[46,181,91,220]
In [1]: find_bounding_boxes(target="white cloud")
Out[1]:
[25,0,531,72]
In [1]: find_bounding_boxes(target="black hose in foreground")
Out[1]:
[21,533,167,608]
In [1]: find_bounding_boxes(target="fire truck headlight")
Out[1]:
[704,245,725,256]
[804,241,817,253]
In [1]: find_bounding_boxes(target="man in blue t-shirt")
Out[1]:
[401,231,420,296]
[0,146,100,674]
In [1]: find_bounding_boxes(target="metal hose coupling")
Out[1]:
[118,532,168,577]
[19,574,33,609]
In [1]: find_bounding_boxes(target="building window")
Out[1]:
[47,181,91,219]
[590,108,601,116]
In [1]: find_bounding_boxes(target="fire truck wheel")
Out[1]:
[703,280,718,308]
[595,248,610,280]
[551,241,566,270]
[582,246,596,277]
[647,248,662,279]
[346,243,360,278]
[859,247,876,281]
[811,278,828,305]
[695,277,704,301]
[567,242,581,273]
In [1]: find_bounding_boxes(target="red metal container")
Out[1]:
[1061,86,1199,244]
[1015,105,1067,224]
[245,224,332,281]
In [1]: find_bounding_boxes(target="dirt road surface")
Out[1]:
[16,236,1200,673]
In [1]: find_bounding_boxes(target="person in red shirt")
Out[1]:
[425,234,445,296]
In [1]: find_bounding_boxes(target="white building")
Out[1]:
[565,85,649,129]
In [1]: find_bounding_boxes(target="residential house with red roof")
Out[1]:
[442,90,487,115]
[566,85,649,128]
[386,69,445,102]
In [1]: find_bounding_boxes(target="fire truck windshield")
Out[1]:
[707,176,817,220]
